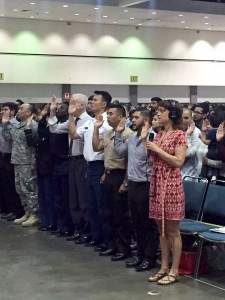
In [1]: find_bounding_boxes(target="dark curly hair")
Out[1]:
[158,99,183,130]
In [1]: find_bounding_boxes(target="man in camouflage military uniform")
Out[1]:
[2,103,39,226]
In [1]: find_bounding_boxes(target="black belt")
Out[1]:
[69,155,84,161]
[105,169,126,175]
[128,180,149,186]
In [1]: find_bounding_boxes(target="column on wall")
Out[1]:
[190,86,197,104]
[129,85,138,107]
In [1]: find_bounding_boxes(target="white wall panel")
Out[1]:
[71,85,129,103]
[0,84,61,103]
[0,18,225,85]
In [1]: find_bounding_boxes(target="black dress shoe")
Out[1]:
[85,240,100,247]
[38,224,48,231]
[99,248,117,256]
[47,225,57,231]
[6,213,17,221]
[1,213,11,219]
[74,236,88,245]
[125,256,143,268]
[111,252,131,262]
[135,259,156,272]
[51,229,60,235]
[66,233,82,241]
[94,243,108,252]
[57,231,71,237]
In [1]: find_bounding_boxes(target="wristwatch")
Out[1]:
[123,182,128,187]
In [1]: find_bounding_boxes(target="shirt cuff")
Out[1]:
[48,116,58,125]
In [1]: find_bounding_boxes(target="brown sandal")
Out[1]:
[148,272,168,282]
[157,274,179,286]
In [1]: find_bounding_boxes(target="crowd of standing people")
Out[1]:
[1,92,225,286]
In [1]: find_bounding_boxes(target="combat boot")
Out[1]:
[14,211,30,225]
[22,213,39,227]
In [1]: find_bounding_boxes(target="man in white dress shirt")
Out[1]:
[69,91,112,250]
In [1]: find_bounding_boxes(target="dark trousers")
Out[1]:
[0,153,9,213]
[86,161,110,243]
[53,174,73,233]
[38,174,56,226]
[104,170,131,254]
[1,154,23,216]
[69,157,90,236]
[128,181,159,261]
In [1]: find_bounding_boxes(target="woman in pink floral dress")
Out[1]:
[146,100,187,285]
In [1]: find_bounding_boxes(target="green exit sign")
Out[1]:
[0,73,4,80]
[130,76,138,83]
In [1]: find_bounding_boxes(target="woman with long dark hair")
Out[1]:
[144,100,187,285]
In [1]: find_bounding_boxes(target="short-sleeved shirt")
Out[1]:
[76,112,112,162]
[102,127,133,170]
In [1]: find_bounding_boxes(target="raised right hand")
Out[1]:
[116,117,126,132]
[94,114,104,129]
[216,122,225,141]
[2,111,10,124]
[141,120,150,140]
[50,95,57,111]
[68,98,77,116]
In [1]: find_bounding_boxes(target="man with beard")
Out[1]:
[114,108,159,272]
[181,108,203,178]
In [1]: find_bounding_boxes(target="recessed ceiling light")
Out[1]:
[86,19,90,22]
[13,9,18,12]
[113,21,117,24]
[179,14,183,17]
[103,15,108,18]
[45,11,49,14]
[185,27,189,29]
[75,13,79,16]
[30,16,34,18]
[208,27,212,30]
[157,19,161,22]
[59,18,63,21]
[204,16,209,19]
[94,7,99,10]
[130,17,134,20]
[124,10,128,12]
[0,14,4,17]
[152,12,157,15]
[205,22,209,25]
[63,5,68,8]
[30,2,35,4]
[138,23,142,26]
[181,21,185,23]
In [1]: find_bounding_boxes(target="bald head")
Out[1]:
[17,103,33,122]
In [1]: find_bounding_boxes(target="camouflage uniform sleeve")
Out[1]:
[1,123,12,141]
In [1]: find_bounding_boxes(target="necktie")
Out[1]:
[69,117,79,156]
